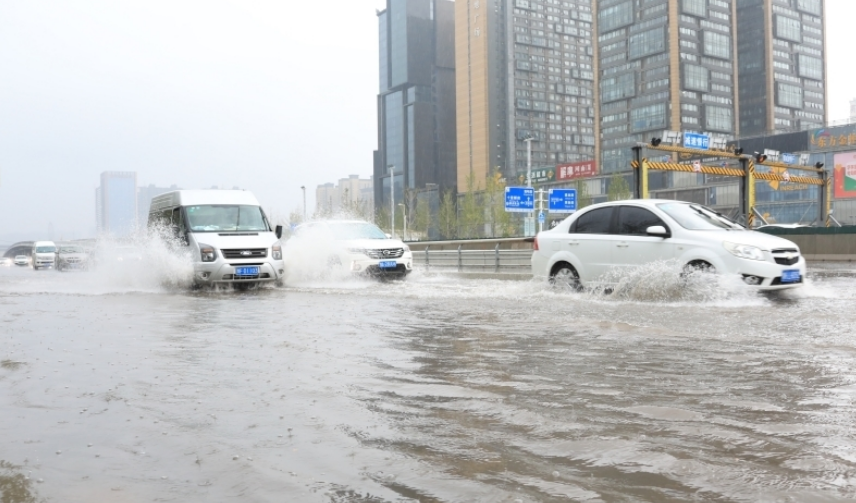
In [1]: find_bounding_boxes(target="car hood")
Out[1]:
[193,232,279,250]
[703,229,801,251]
[340,238,407,250]
[59,253,87,260]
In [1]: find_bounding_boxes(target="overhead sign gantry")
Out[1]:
[630,131,831,228]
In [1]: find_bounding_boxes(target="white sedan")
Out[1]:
[531,199,806,291]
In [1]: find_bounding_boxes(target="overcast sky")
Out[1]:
[0,0,853,241]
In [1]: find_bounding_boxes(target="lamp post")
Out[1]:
[398,203,406,241]
[387,165,395,238]
[524,136,534,236]
[300,186,306,222]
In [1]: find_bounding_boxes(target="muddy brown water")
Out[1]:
[1,264,855,502]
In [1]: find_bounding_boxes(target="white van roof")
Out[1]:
[150,190,260,213]
[34,241,56,246]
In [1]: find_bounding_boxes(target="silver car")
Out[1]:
[57,244,89,272]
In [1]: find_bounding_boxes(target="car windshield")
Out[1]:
[185,205,268,232]
[36,246,56,253]
[657,203,744,230]
[299,222,388,240]
[60,246,84,253]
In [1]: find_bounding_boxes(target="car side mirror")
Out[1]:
[646,225,670,238]
[275,225,283,239]
[385,233,392,239]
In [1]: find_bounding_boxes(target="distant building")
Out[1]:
[374,0,457,208]
[851,99,856,122]
[316,175,374,216]
[137,184,179,227]
[96,172,138,237]
[736,0,827,136]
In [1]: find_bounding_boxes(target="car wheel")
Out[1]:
[549,262,582,291]
[683,261,716,275]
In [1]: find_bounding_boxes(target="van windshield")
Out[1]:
[185,205,269,232]
[36,246,57,253]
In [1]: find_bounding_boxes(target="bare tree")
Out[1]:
[438,189,457,240]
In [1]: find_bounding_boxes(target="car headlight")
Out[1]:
[723,241,765,261]
[403,244,411,252]
[347,248,366,255]
[199,244,217,262]
[272,245,282,260]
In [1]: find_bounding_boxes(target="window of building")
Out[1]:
[796,0,821,15]
[776,83,803,108]
[683,64,709,92]
[630,103,667,132]
[682,0,706,17]
[703,31,731,59]
[775,15,802,43]
[705,105,732,132]
[629,28,666,59]
[598,1,633,33]
[798,54,823,80]
[600,72,636,103]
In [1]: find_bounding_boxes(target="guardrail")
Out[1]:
[412,244,532,273]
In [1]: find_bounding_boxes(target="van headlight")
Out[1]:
[199,244,217,262]
[272,245,282,260]
[723,241,765,261]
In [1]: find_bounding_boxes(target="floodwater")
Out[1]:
[1,258,856,502]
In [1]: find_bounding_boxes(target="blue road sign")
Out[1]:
[538,212,545,223]
[781,153,798,164]
[505,187,535,213]
[548,188,578,213]
[683,132,710,150]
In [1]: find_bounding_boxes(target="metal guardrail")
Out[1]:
[412,244,532,273]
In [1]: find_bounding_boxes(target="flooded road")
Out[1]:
[1,265,855,502]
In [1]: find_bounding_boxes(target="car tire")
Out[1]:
[549,262,582,291]
[683,261,716,275]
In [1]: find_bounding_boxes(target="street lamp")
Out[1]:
[398,203,406,241]
[523,136,535,237]
[387,165,395,238]
[300,186,306,221]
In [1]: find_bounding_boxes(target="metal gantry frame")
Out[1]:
[631,143,832,228]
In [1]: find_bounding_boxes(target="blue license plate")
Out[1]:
[235,266,259,276]
[378,261,397,269]
[781,270,801,283]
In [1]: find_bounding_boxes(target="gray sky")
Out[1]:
[0,0,853,241]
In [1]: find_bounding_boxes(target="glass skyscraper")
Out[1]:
[96,171,138,237]
[374,0,457,209]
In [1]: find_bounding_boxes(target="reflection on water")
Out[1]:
[0,461,40,503]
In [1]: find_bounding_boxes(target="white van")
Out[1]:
[32,241,57,270]
[148,190,285,287]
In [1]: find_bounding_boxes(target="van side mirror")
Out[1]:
[275,225,283,239]
[646,225,670,238]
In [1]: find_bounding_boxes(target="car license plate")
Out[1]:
[378,261,397,269]
[781,270,801,283]
[235,266,259,276]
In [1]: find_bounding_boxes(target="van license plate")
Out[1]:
[235,266,259,276]
[378,261,397,269]
[781,270,801,283]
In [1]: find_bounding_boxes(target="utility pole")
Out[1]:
[524,136,534,236]
[300,186,306,221]
[387,165,395,238]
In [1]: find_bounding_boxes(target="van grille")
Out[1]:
[222,248,267,259]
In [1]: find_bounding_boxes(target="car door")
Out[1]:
[612,205,675,272]
[565,206,616,282]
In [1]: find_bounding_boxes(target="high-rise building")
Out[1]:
[374,0,457,209]
[850,98,856,122]
[96,172,138,237]
[315,175,374,216]
[736,0,826,136]
[595,0,739,173]
[456,0,597,191]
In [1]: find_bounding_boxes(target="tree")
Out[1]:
[484,167,513,237]
[438,189,457,240]
[374,204,391,234]
[607,173,632,201]
[413,193,431,240]
[575,179,593,209]
[459,172,483,238]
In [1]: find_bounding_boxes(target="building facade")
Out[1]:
[595,0,740,174]
[96,172,138,237]
[374,0,457,209]
[736,0,827,136]
[456,0,597,191]
[316,175,374,216]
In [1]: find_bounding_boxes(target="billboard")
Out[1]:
[834,152,856,199]
[556,161,597,181]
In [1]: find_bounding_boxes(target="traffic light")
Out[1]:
[754,152,767,163]
[651,138,662,147]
